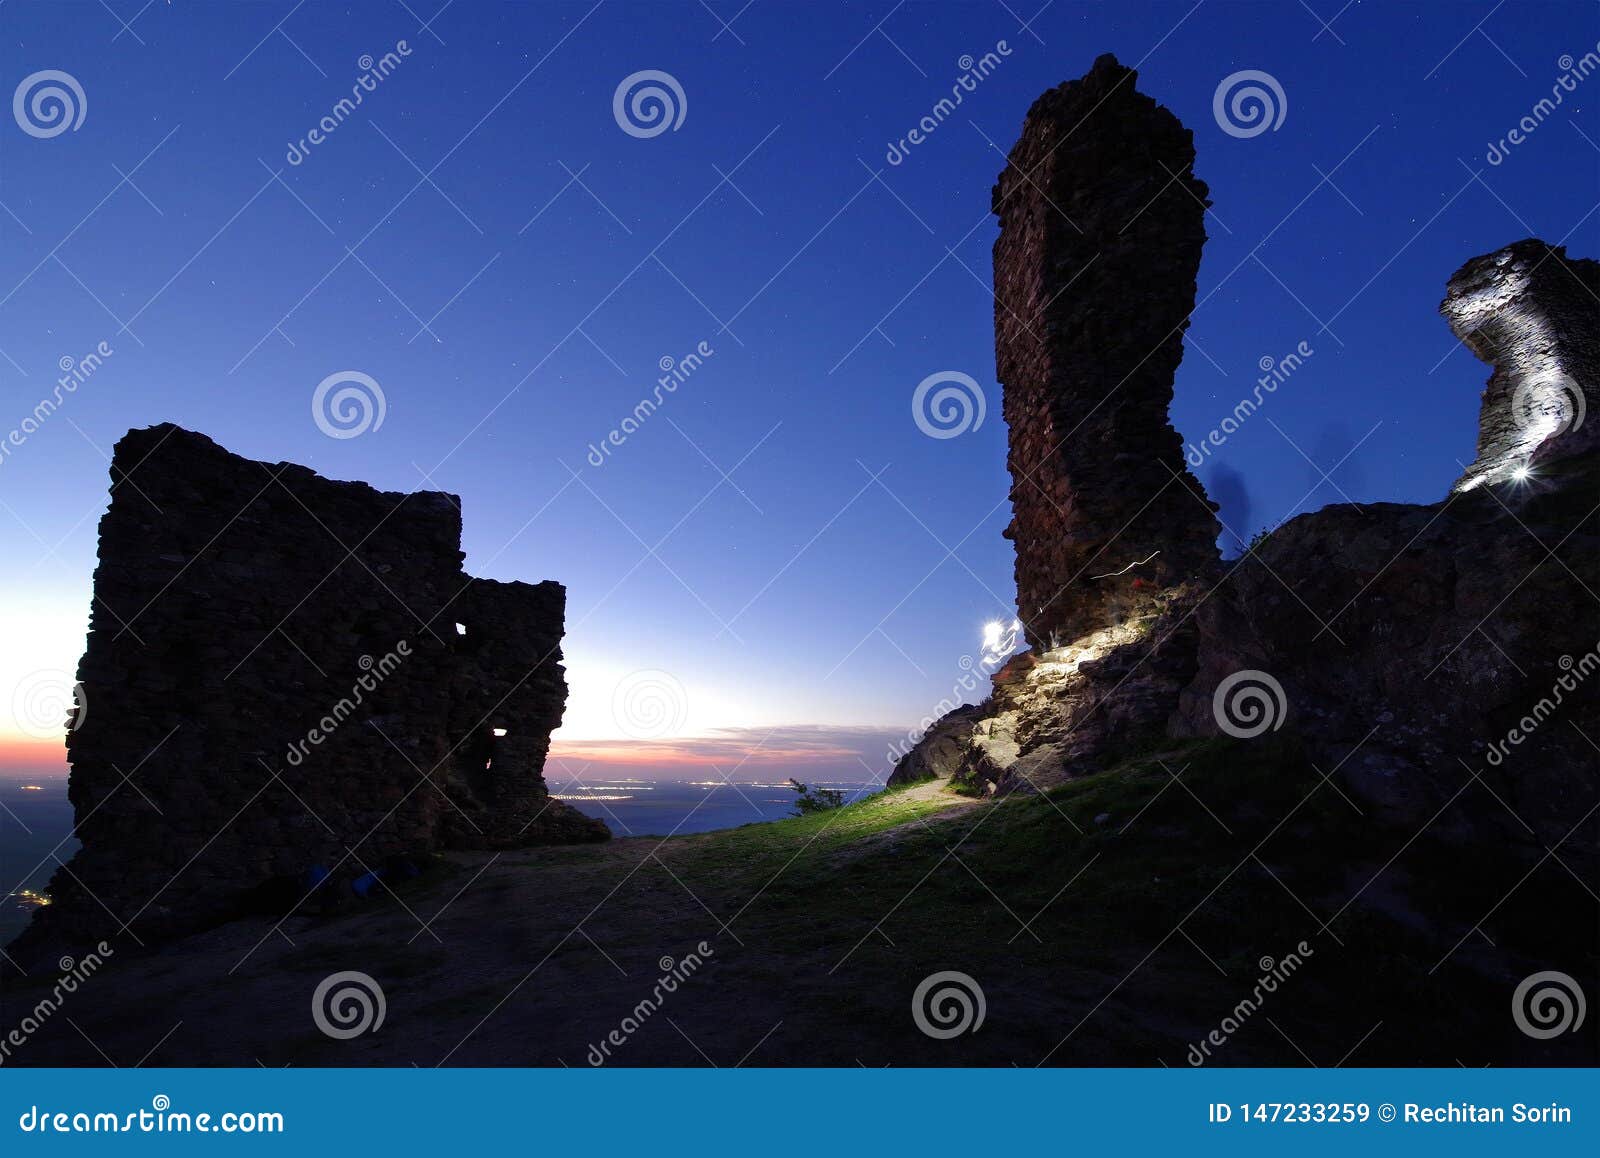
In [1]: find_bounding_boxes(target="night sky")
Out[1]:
[2,0,1596,780]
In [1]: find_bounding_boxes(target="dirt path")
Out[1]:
[5,780,984,1067]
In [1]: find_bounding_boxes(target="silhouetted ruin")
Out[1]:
[897,60,1598,867]
[993,53,1220,650]
[12,424,603,961]
[5,47,1598,1072]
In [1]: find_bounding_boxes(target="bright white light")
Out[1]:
[979,618,1022,667]
[1513,466,1531,481]
[491,727,508,738]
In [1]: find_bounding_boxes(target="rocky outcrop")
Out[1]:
[907,53,1221,796]
[1166,240,1600,848]
[993,52,1220,651]
[897,57,1597,855]
[10,425,604,966]
[1445,239,1599,492]
[1180,468,1599,845]
[886,703,984,786]
[911,224,1599,844]
[915,229,1599,832]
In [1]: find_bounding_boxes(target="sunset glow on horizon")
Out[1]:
[0,723,903,783]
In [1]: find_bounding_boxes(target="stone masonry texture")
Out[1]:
[13,423,604,960]
[992,53,1220,650]
[1441,238,1600,492]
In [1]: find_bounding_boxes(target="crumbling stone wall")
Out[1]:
[444,578,585,847]
[18,424,603,956]
[901,229,1600,859]
[1173,237,1600,848]
[993,53,1220,650]
[1443,239,1600,492]
[901,55,1597,853]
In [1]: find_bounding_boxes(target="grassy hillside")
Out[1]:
[5,736,1593,1066]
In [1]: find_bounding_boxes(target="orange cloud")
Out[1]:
[0,735,69,775]
[548,724,902,778]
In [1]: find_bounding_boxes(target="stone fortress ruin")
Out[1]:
[11,424,604,962]
[894,55,1598,871]
[993,54,1222,652]
[10,54,1597,974]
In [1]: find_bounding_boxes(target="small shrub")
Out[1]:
[788,778,846,815]
[1246,524,1277,554]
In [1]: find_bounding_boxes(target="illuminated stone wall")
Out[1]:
[1443,239,1600,492]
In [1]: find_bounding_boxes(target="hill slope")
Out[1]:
[6,738,1592,1067]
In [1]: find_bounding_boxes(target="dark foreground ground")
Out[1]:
[3,737,1595,1066]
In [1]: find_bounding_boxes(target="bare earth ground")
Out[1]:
[4,740,1595,1067]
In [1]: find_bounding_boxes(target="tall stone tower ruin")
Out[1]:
[992,54,1221,650]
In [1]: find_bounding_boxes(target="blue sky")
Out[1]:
[1,0,1596,776]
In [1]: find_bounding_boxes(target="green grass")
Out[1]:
[259,732,1591,1064]
[681,780,970,858]
[593,732,1584,1063]
[13,724,1589,1068]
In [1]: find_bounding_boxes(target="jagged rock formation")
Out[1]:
[890,590,1212,791]
[901,224,1599,849]
[993,52,1220,651]
[895,60,1597,861]
[11,425,604,965]
[1166,241,1600,848]
[885,703,985,784]
[1178,466,1598,847]
[891,54,1221,792]
[1445,239,1599,492]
